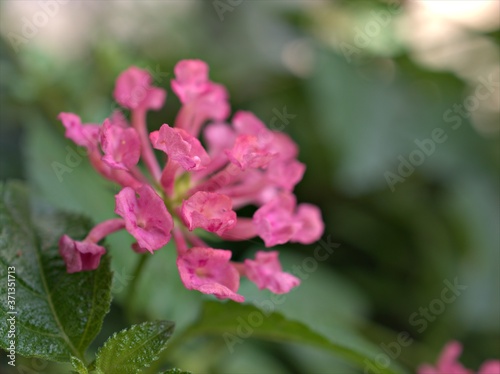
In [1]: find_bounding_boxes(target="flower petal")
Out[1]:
[291,204,324,244]
[225,134,275,171]
[113,66,166,110]
[253,193,296,247]
[58,112,100,149]
[171,59,210,104]
[100,119,141,171]
[181,192,237,235]
[59,235,106,273]
[151,124,210,171]
[244,251,300,294]
[177,247,244,302]
[115,185,173,252]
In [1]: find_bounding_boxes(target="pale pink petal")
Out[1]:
[291,204,324,244]
[100,119,141,171]
[171,59,210,104]
[59,235,106,273]
[418,341,474,374]
[198,83,230,121]
[266,159,306,191]
[113,66,166,110]
[172,62,230,136]
[478,361,500,374]
[58,112,99,149]
[114,185,173,252]
[270,131,299,160]
[253,193,296,247]
[181,192,237,235]
[232,111,268,136]
[437,341,468,373]
[203,122,236,156]
[244,251,300,294]
[109,110,129,128]
[177,247,244,302]
[225,135,275,171]
[150,124,210,171]
[219,218,258,241]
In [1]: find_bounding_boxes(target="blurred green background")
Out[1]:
[0,1,499,373]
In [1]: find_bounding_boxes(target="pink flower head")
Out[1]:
[418,341,500,374]
[150,124,210,171]
[177,247,244,302]
[59,235,106,273]
[58,112,100,149]
[58,60,325,302]
[244,251,300,294]
[253,193,324,247]
[115,184,173,253]
[100,119,141,171]
[114,66,166,111]
[181,192,237,235]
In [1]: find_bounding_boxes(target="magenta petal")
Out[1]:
[226,135,275,171]
[59,235,106,273]
[233,111,268,136]
[100,119,141,171]
[198,83,230,121]
[171,59,210,104]
[204,122,236,155]
[291,204,324,244]
[115,185,173,252]
[253,193,296,247]
[270,131,299,160]
[113,66,166,110]
[266,159,306,191]
[177,247,244,302]
[109,110,129,128]
[417,341,473,374]
[151,124,210,171]
[244,251,300,294]
[58,112,100,149]
[478,361,500,374]
[181,192,237,235]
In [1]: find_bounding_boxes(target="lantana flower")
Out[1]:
[418,341,500,374]
[57,60,324,302]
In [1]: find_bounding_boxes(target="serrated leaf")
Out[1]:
[95,320,175,374]
[0,181,112,362]
[71,356,89,374]
[180,301,407,374]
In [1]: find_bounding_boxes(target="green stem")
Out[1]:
[125,254,150,323]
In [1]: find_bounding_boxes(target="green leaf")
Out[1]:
[161,369,192,374]
[0,181,112,362]
[95,320,175,374]
[71,356,89,374]
[180,301,406,374]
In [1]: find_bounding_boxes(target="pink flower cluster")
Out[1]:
[58,60,324,302]
[418,341,500,374]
